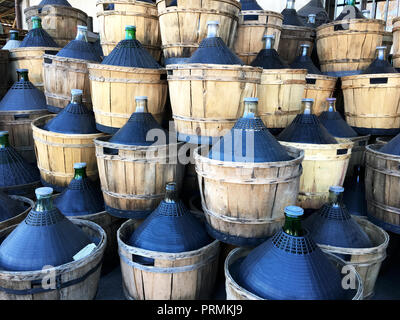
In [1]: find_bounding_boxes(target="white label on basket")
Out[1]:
[73,243,97,261]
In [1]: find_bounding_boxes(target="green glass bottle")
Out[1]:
[0,131,10,148]
[328,186,344,208]
[301,98,314,115]
[165,182,178,203]
[346,0,356,6]
[75,25,88,42]
[70,89,83,104]
[73,163,87,180]
[32,16,42,30]
[34,187,54,212]
[125,26,136,40]
[9,30,19,41]
[283,206,304,236]
[17,69,29,82]
[243,97,258,118]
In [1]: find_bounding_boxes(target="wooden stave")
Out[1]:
[0,196,34,232]
[304,74,337,116]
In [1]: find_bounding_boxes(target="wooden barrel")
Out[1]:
[318,216,388,299]
[0,110,49,164]
[342,73,400,136]
[188,194,204,221]
[88,63,167,134]
[224,248,364,300]
[118,219,220,300]
[94,137,185,219]
[278,25,314,65]
[0,50,8,99]
[9,47,60,92]
[391,17,400,68]
[365,144,400,235]
[304,74,337,116]
[43,54,95,113]
[257,69,307,134]
[316,19,385,76]
[234,10,283,65]
[157,0,240,61]
[24,5,88,48]
[194,145,304,247]
[167,64,262,142]
[96,0,161,60]
[383,31,393,57]
[32,115,104,192]
[347,135,370,176]
[0,219,106,300]
[280,139,353,210]
[0,196,34,231]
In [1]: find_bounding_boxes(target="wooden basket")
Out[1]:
[0,50,8,99]
[0,110,49,164]
[278,25,314,65]
[194,145,304,247]
[25,5,88,48]
[224,247,364,300]
[94,137,185,219]
[9,47,61,92]
[157,0,240,60]
[0,219,106,300]
[365,144,400,235]
[32,115,104,191]
[342,73,400,136]
[347,135,370,176]
[96,0,161,60]
[280,139,353,210]
[234,10,283,65]
[304,74,337,116]
[257,69,307,134]
[167,64,262,141]
[88,63,167,134]
[391,17,400,68]
[43,54,95,112]
[118,219,220,300]
[383,31,393,57]
[316,19,385,76]
[319,216,389,299]
[0,196,34,231]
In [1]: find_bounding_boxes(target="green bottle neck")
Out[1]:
[346,0,356,6]
[32,19,42,30]
[283,216,304,236]
[10,32,18,41]
[35,196,54,212]
[0,134,10,148]
[74,167,87,180]
[125,29,136,40]
[18,71,29,82]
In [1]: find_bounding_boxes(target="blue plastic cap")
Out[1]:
[17,69,29,73]
[263,35,275,39]
[10,30,19,34]
[135,96,148,101]
[327,97,336,101]
[166,182,177,192]
[126,25,136,30]
[0,131,9,136]
[300,44,311,48]
[32,16,41,21]
[284,206,304,218]
[77,25,87,30]
[329,186,344,193]
[302,98,314,103]
[71,89,83,96]
[244,97,259,103]
[35,187,53,198]
[74,162,87,169]
[207,21,220,26]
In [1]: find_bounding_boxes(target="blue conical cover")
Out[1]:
[290,54,322,74]
[0,146,40,189]
[3,39,21,50]
[55,177,104,217]
[0,192,26,222]
[251,48,288,69]
[102,39,160,69]
[56,39,102,62]
[208,115,293,162]
[20,28,59,48]
[362,57,398,74]
[240,0,263,20]
[281,8,305,26]
[0,203,92,271]
[109,111,167,146]
[0,76,47,111]
[92,39,104,60]
[335,5,366,21]
[188,37,244,65]
[304,202,372,249]
[319,111,358,138]
[380,134,400,156]
[278,114,338,144]
[237,230,349,299]
[43,101,99,134]
[128,198,212,255]
[39,0,72,6]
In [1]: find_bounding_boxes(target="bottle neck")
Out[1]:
[165,186,178,203]
[346,0,355,6]
[76,28,88,42]
[18,71,29,82]
[74,167,87,180]
[135,99,148,113]
[283,216,304,236]
[207,24,219,38]
[35,196,53,212]
[286,0,295,10]
[377,48,386,61]
[125,28,136,40]
[302,101,313,115]
[32,19,42,30]
[0,134,10,148]
[10,32,18,41]
[308,15,316,25]
[328,101,336,112]
[264,37,274,50]
[329,191,343,208]
[301,46,309,57]
[71,94,83,104]
[243,101,258,118]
